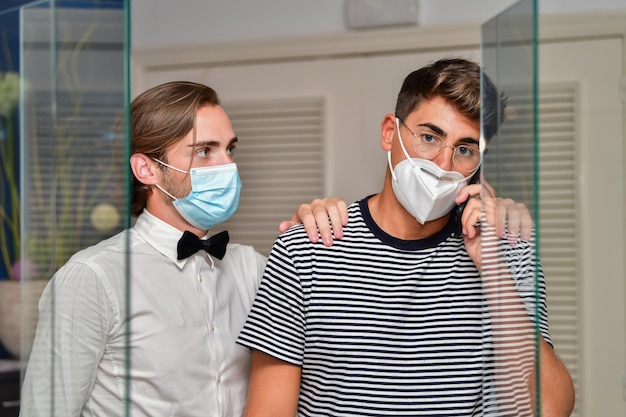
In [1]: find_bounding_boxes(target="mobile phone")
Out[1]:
[454,170,481,231]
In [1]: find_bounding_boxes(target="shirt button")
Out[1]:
[197,274,203,282]
[216,375,221,383]
[211,323,216,332]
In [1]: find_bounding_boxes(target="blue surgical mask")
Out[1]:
[154,159,241,230]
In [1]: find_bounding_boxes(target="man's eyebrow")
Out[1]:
[417,122,445,137]
[188,137,238,148]
[417,123,478,145]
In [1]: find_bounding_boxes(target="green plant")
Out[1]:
[23,106,122,280]
[0,71,21,280]
[0,73,124,281]
[0,6,127,282]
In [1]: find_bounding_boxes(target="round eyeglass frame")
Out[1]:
[397,118,481,174]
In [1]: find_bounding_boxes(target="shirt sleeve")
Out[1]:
[237,236,307,366]
[500,229,552,347]
[20,261,116,417]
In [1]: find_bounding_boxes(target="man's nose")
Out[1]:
[431,145,454,171]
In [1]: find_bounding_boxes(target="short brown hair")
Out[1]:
[130,81,220,215]
[394,58,504,140]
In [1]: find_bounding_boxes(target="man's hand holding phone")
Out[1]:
[455,178,533,268]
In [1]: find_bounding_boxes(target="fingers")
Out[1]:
[519,208,533,241]
[279,210,318,242]
[325,197,349,236]
[307,199,341,246]
[282,197,349,246]
[461,195,482,239]
[455,183,481,205]
[507,201,532,241]
[456,180,483,239]
[458,178,534,247]
[495,198,513,239]
[278,219,297,234]
[482,197,533,242]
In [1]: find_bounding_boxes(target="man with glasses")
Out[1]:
[237,58,575,417]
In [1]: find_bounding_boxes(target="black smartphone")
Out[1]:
[454,170,481,231]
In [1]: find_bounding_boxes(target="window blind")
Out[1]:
[484,82,580,416]
[537,83,580,417]
[215,97,325,257]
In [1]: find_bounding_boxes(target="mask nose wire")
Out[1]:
[420,167,442,181]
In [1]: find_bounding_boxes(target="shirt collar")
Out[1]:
[134,209,193,270]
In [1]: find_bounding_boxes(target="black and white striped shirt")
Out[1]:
[238,197,550,416]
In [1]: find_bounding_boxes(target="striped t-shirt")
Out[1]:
[238,196,550,417]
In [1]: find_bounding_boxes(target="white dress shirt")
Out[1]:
[20,210,266,417]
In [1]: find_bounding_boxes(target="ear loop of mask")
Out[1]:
[395,117,415,163]
[388,118,414,183]
[152,158,188,201]
[153,158,189,174]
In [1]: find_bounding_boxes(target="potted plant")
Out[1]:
[0,67,125,358]
[0,70,21,281]
[0,4,128,359]
[0,70,47,359]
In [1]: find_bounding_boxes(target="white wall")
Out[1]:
[131,0,626,49]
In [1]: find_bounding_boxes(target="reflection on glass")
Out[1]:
[0,0,129,415]
[481,0,541,415]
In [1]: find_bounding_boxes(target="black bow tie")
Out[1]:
[177,230,229,260]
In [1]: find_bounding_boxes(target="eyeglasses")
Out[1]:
[398,118,481,173]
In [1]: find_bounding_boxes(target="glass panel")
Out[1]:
[481,0,541,416]
[0,0,129,415]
